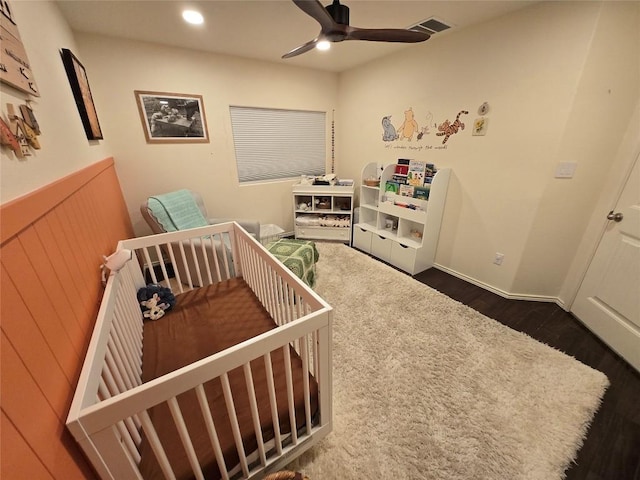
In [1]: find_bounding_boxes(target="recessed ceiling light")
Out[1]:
[182,10,204,25]
[316,40,331,51]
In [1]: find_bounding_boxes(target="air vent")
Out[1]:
[409,17,452,35]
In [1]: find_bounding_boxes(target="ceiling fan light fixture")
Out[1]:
[283,0,430,59]
[182,10,204,25]
[316,40,331,51]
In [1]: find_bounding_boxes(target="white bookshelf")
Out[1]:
[353,162,450,274]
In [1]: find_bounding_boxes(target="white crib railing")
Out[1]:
[67,222,332,480]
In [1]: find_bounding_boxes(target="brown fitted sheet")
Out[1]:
[139,278,318,480]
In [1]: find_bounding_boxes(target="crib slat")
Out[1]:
[257,258,271,318]
[167,397,205,480]
[300,335,312,436]
[312,330,319,379]
[262,259,277,321]
[141,247,158,284]
[116,420,142,464]
[164,243,185,294]
[107,337,133,390]
[99,378,142,445]
[154,244,171,288]
[221,373,250,478]
[208,235,222,282]
[219,234,232,279]
[114,303,142,379]
[283,345,297,445]
[104,347,129,392]
[195,385,229,480]
[109,324,137,389]
[187,239,204,287]
[263,352,283,455]
[140,410,177,480]
[198,238,214,284]
[243,363,267,467]
[275,272,286,326]
[177,241,195,290]
[283,282,292,326]
[102,363,119,397]
[119,268,145,358]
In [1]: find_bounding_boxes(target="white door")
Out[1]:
[572,155,640,372]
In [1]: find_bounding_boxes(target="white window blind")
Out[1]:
[230,106,326,183]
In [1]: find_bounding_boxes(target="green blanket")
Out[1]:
[267,239,319,288]
[148,189,208,232]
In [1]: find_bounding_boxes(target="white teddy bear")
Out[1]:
[140,293,170,321]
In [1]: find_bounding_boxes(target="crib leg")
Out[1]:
[88,425,143,480]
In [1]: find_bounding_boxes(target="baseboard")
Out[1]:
[433,263,568,310]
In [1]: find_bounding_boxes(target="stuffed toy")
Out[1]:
[137,284,176,321]
[140,293,169,320]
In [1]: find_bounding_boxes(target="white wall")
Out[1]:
[0,0,114,203]
[337,1,639,304]
[2,1,637,306]
[72,34,338,236]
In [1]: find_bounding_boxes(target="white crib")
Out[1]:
[66,222,333,480]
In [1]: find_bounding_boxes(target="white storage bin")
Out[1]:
[260,224,285,245]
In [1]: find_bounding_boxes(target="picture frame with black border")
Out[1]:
[134,90,209,144]
[60,48,103,140]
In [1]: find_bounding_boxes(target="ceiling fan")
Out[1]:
[282,0,430,59]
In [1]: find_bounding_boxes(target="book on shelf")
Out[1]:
[392,175,408,184]
[407,160,426,187]
[413,186,430,200]
[395,165,409,176]
[384,181,400,194]
[399,184,414,197]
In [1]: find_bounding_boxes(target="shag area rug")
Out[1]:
[287,243,609,480]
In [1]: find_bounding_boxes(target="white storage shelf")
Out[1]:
[353,162,451,274]
[293,184,354,244]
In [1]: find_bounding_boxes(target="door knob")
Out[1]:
[607,210,624,222]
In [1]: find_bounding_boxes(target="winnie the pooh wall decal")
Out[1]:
[417,111,434,140]
[381,115,398,141]
[396,108,419,141]
[381,107,471,147]
[436,110,468,144]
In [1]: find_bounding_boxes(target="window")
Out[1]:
[229,106,326,183]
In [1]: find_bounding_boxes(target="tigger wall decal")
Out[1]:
[436,110,468,144]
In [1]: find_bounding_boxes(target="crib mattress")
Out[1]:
[139,278,318,480]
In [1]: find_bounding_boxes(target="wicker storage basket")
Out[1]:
[264,471,309,480]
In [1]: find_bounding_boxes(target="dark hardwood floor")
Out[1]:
[412,267,640,480]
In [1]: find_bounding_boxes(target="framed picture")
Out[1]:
[60,48,103,140]
[134,90,209,144]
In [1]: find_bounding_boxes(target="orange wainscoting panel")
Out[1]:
[0,157,134,480]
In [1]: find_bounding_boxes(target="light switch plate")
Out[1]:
[555,162,577,179]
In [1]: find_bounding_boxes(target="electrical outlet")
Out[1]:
[494,252,504,265]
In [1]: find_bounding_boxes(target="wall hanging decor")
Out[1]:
[61,48,103,140]
[436,110,468,144]
[0,1,39,96]
[381,107,471,149]
[135,90,209,144]
[473,117,489,136]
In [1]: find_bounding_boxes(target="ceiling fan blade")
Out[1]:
[282,37,321,59]
[292,0,336,32]
[346,27,430,43]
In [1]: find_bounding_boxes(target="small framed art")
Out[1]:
[60,48,103,140]
[134,90,209,144]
